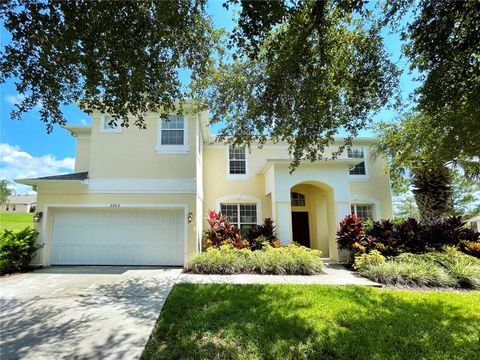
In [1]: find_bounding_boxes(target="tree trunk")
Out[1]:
[412,166,453,226]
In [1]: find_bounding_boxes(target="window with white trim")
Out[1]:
[291,192,306,207]
[156,115,189,153]
[347,147,366,175]
[228,146,246,175]
[221,203,257,233]
[351,204,374,220]
[161,116,185,145]
[101,115,122,132]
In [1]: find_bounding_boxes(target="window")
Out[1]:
[291,192,306,207]
[351,204,374,220]
[161,116,185,145]
[347,147,366,175]
[101,115,122,132]
[156,115,189,153]
[471,222,478,232]
[221,203,257,233]
[228,146,246,175]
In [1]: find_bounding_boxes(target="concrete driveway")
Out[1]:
[0,267,182,360]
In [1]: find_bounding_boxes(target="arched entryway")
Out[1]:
[290,182,336,257]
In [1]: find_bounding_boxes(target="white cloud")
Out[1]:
[0,143,75,194]
[5,94,25,105]
[80,119,87,125]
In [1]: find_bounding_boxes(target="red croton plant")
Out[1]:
[204,210,249,249]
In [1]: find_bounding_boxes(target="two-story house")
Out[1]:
[17,104,393,266]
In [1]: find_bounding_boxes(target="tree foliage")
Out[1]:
[1,0,478,172]
[384,0,480,159]
[0,180,13,205]
[0,0,218,131]
[198,0,399,169]
[375,113,480,224]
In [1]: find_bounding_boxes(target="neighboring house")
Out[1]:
[16,105,393,266]
[467,215,480,233]
[0,195,37,213]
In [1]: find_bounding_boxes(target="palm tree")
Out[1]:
[374,113,479,226]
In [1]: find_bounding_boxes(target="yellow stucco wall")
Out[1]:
[348,144,394,219]
[87,111,197,179]
[74,137,91,172]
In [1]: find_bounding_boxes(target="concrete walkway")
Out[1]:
[179,260,381,286]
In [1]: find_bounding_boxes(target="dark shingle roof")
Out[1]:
[36,172,89,180]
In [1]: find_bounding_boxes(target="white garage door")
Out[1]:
[50,208,184,265]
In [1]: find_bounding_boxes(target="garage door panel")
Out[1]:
[51,208,184,265]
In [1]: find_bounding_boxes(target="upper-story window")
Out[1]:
[156,115,189,153]
[101,115,122,133]
[291,192,306,207]
[228,146,247,175]
[347,147,367,176]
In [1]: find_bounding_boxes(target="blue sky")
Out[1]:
[0,1,418,194]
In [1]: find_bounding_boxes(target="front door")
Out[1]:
[291,212,310,247]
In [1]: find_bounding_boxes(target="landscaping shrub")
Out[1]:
[459,240,480,258]
[363,258,455,288]
[337,214,480,259]
[444,257,480,289]
[246,218,278,249]
[0,227,41,275]
[359,248,480,289]
[203,210,248,249]
[187,245,253,274]
[353,250,385,271]
[188,244,323,275]
[253,244,324,275]
[336,214,366,255]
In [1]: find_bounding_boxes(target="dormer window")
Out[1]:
[347,147,367,176]
[156,115,189,153]
[101,115,122,133]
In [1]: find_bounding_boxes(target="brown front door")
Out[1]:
[291,212,310,247]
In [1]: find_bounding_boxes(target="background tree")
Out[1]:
[375,113,480,225]
[393,172,480,220]
[383,0,480,160]
[0,0,218,131]
[0,180,13,205]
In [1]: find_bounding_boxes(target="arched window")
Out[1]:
[291,192,306,207]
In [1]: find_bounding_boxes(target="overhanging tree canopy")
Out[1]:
[197,0,399,169]
[0,0,218,131]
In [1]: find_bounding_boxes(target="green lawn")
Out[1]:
[0,213,34,231]
[143,284,480,360]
